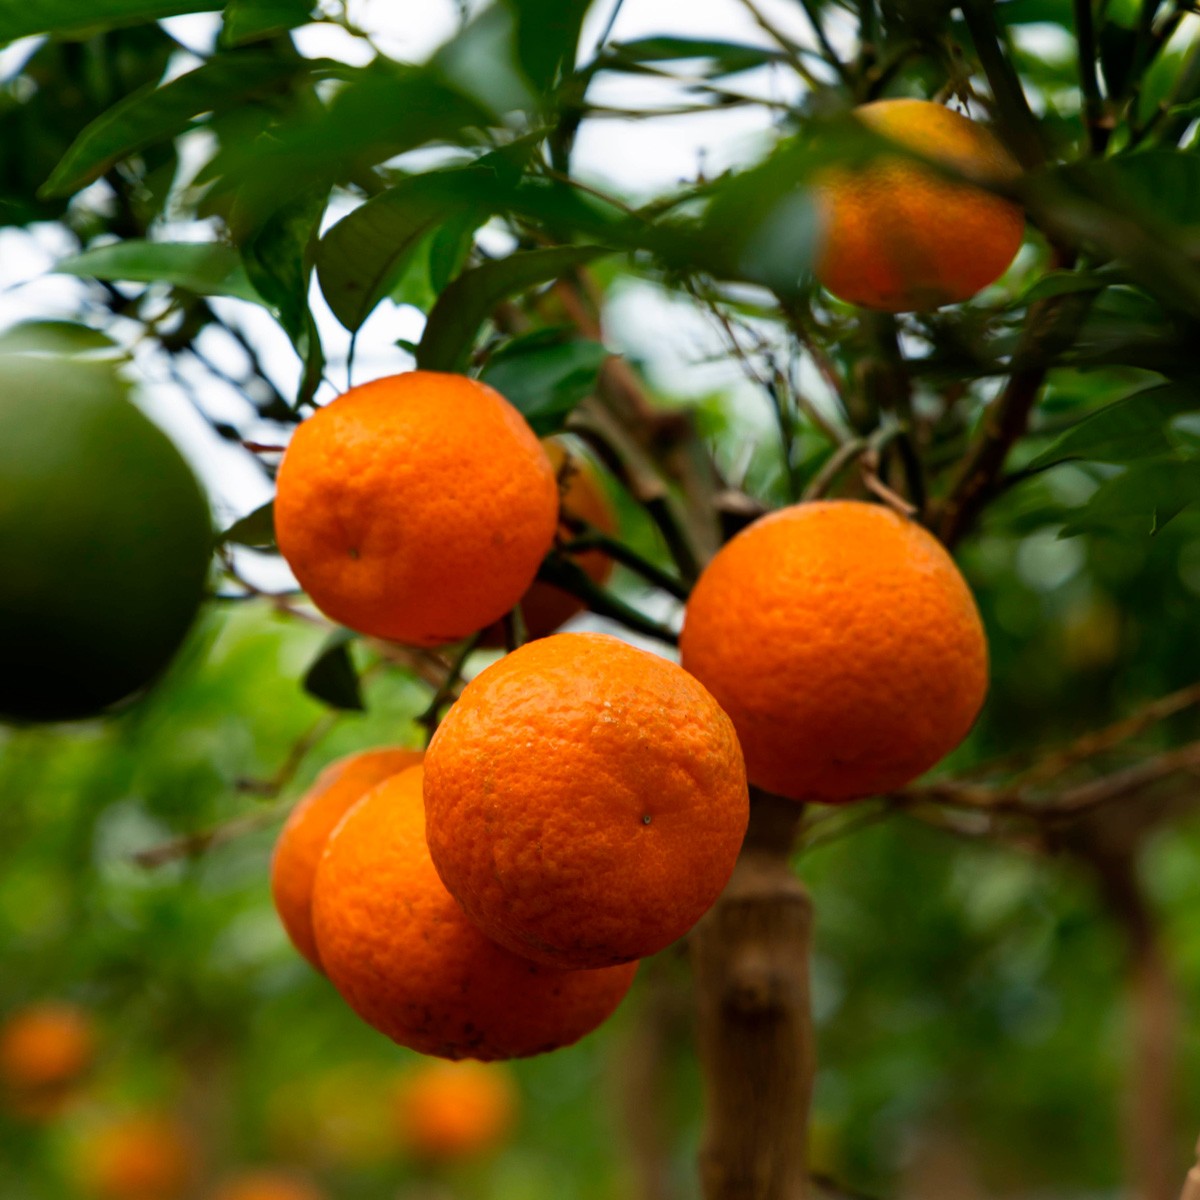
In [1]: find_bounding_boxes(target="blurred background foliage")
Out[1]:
[4,0,1200,1198]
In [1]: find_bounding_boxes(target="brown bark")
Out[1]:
[1092,848,1181,1200]
[691,791,814,1200]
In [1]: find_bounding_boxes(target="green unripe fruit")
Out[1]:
[0,347,212,722]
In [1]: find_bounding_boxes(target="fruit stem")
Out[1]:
[416,633,484,744]
[536,556,680,644]
[560,518,690,601]
[690,790,813,1200]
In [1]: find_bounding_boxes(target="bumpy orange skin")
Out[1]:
[680,501,988,804]
[424,633,749,969]
[211,1170,327,1200]
[483,440,618,645]
[78,1115,195,1200]
[274,372,559,645]
[815,99,1024,312]
[312,766,637,1061]
[271,747,423,970]
[0,1003,95,1093]
[393,1061,518,1160]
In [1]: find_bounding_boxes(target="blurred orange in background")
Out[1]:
[393,1062,519,1162]
[210,1168,326,1200]
[75,1113,197,1200]
[0,1002,96,1121]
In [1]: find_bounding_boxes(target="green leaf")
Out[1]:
[1019,271,1112,304]
[1060,459,1200,537]
[1027,382,1200,472]
[303,631,364,712]
[56,240,267,305]
[0,320,121,357]
[994,0,1073,24]
[221,0,312,46]
[219,501,276,550]
[480,333,607,435]
[416,245,609,374]
[601,36,785,76]
[240,185,328,410]
[198,60,492,231]
[0,0,219,41]
[241,184,328,341]
[389,210,481,315]
[506,0,591,93]
[317,169,495,332]
[42,50,313,198]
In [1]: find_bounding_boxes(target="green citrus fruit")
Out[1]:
[0,347,212,722]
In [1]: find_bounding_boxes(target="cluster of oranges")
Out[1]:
[268,91,1002,1047]
[267,96,1006,1061]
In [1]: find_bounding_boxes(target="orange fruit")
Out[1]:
[77,1114,196,1200]
[482,439,617,644]
[814,98,1024,311]
[0,1002,95,1095]
[271,746,423,970]
[210,1169,327,1200]
[393,1061,518,1161]
[311,765,637,1060]
[424,632,749,969]
[679,500,988,803]
[274,371,559,645]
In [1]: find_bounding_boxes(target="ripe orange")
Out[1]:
[311,765,638,1060]
[0,1002,95,1095]
[76,1114,196,1200]
[274,371,559,645]
[679,500,988,803]
[393,1061,518,1161]
[814,98,1024,311]
[211,1169,327,1200]
[482,439,617,644]
[424,633,749,969]
[271,746,423,970]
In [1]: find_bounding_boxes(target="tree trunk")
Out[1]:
[691,790,814,1200]
[1092,847,1181,1200]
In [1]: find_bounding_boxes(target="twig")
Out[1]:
[735,0,828,87]
[894,740,1200,819]
[796,0,850,83]
[132,805,291,869]
[802,438,867,501]
[537,556,680,645]
[959,0,1047,169]
[1073,0,1109,154]
[779,300,854,441]
[415,634,482,744]
[236,712,341,797]
[859,453,918,517]
[934,275,1090,547]
[1050,743,1200,814]
[560,519,690,601]
[1014,680,1200,788]
[595,0,627,52]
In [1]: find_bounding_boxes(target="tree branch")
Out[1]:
[691,791,813,1200]
[934,278,1089,547]
[959,0,1047,169]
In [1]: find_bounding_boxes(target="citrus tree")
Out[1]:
[4,2,1200,1200]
